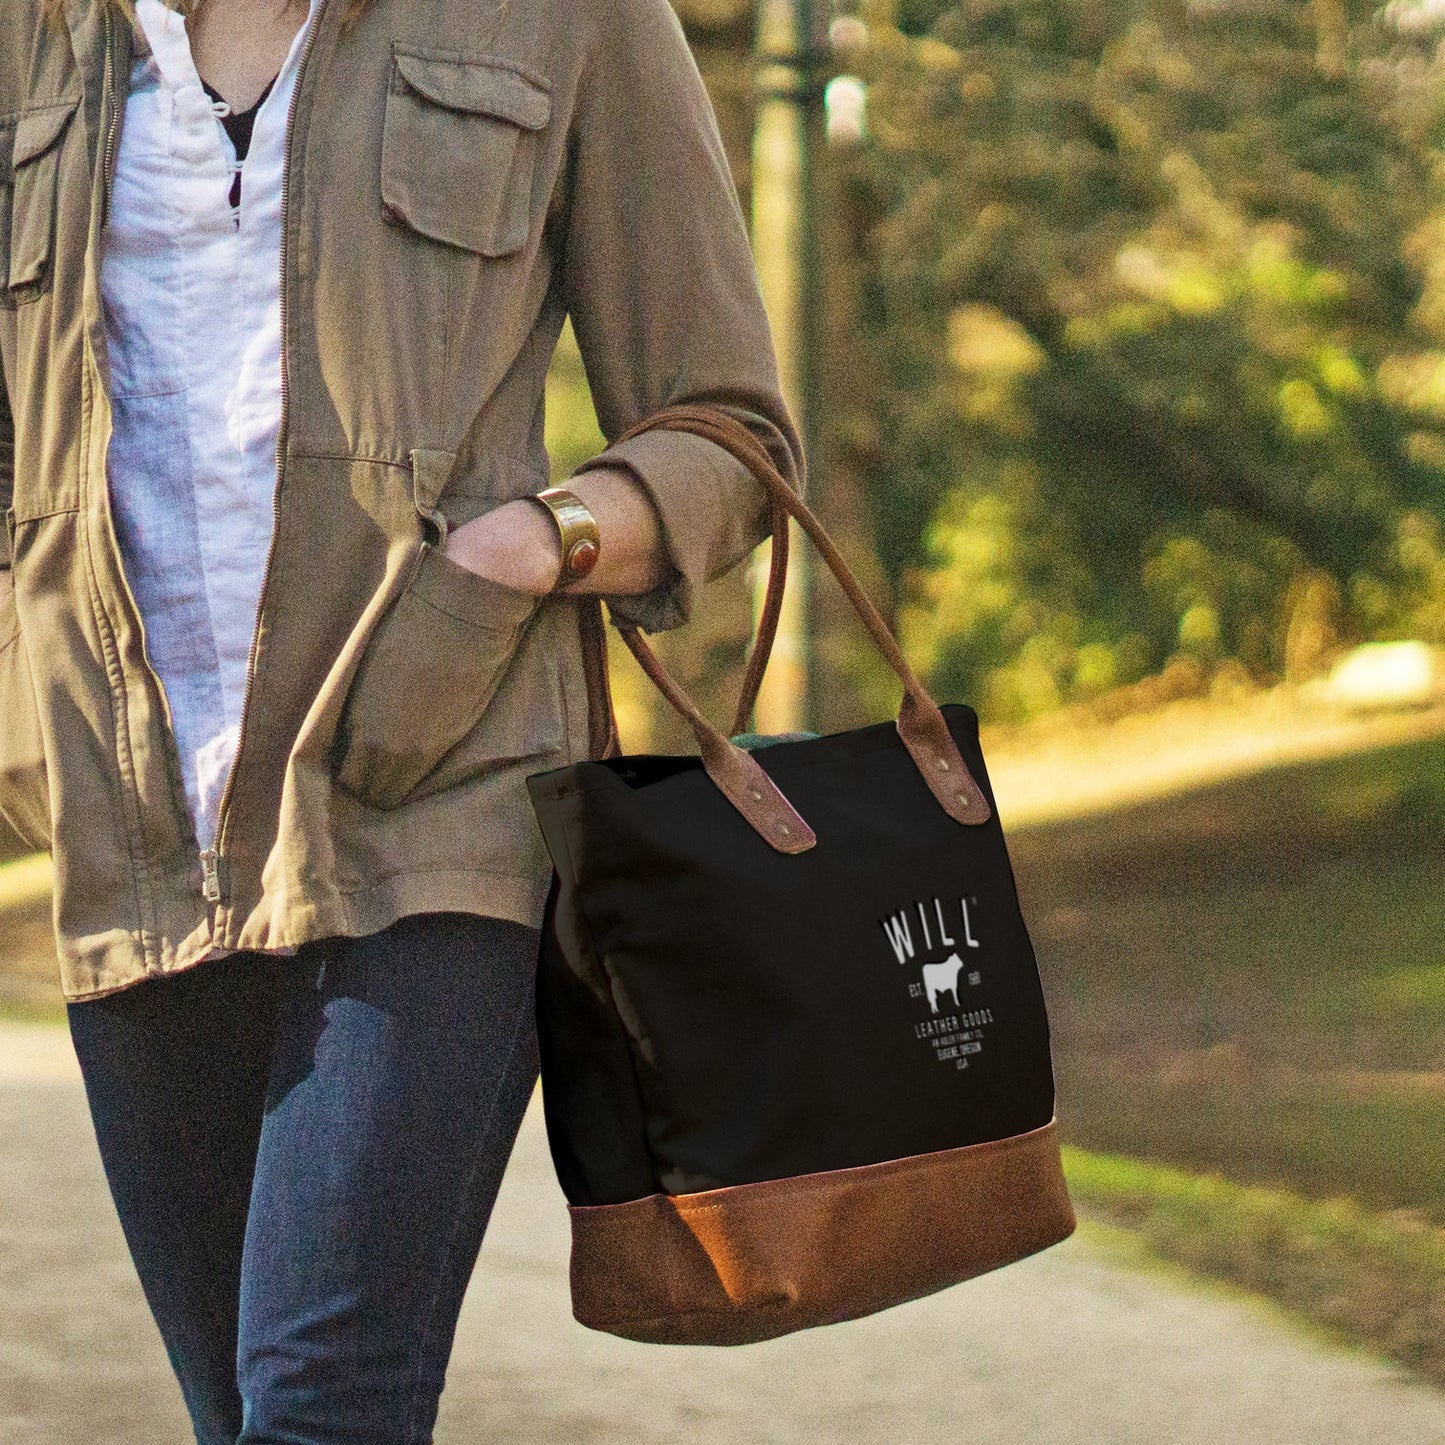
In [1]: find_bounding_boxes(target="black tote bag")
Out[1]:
[525,406,1074,1346]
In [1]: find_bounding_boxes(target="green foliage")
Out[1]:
[834,0,1445,720]
[1065,1146,1445,1387]
[543,319,606,483]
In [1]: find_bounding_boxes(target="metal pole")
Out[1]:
[751,0,829,734]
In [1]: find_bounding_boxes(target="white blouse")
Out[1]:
[101,0,319,859]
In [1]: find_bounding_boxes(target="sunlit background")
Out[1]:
[4,0,1445,1426]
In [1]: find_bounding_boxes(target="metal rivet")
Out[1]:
[748,786,764,801]
[955,790,968,802]
[778,822,790,834]
[936,756,950,770]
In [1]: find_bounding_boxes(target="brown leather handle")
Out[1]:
[578,413,790,762]
[587,404,993,848]
[612,407,793,740]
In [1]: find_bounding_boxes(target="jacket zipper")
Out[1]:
[100,13,123,222]
[204,0,329,913]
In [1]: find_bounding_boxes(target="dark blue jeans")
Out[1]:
[66,912,542,1445]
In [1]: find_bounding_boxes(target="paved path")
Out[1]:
[3,1021,1445,1445]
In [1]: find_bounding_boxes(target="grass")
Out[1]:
[1014,735,1445,1221]
[1057,1064,1445,1224]
[996,727,1445,1377]
[1064,1146,1445,1389]
[0,853,63,1023]
[0,992,65,1025]
[0,853,52,912]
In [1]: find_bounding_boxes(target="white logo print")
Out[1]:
[879,895,979,963]
[921,952,965,1013]
[878,894,995,1071]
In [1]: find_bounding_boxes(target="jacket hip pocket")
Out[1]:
[0,585,52,852]
[6,97,78,305]
[380,51,551,257]
[331,540,547,810]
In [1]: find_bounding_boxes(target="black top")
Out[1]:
[200,75,277,210]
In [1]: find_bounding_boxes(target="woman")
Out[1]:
[0,0,801,1434]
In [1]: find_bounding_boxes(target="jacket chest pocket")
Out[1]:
[6,98,78,305]
[380,52,551,257]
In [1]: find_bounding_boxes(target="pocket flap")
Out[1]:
[393,54,551,130]
[13,98,79,170]
[0,117,16,186]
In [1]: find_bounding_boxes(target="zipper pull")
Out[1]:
[200,849,225,905]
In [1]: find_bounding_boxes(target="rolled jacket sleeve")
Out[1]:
[560,0,805,634]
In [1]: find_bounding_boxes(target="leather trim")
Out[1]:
[568,1118,1075,1345]
[598,404,992,834]
[578,596,621,760]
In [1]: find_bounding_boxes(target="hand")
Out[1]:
[441,467,671,599]
[442,501,563,597]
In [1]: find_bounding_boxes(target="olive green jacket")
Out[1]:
[0,0,802,998]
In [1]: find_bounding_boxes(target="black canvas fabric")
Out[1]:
[527,702,1057,1209]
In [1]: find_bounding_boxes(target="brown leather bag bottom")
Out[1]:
[568,1118,1076,1345]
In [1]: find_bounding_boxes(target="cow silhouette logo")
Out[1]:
[921,952,965,1014]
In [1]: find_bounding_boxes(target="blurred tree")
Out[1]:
[818,0,1445,723]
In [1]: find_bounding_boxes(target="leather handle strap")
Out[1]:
[610,407,793,740]
[618,619,817,854]
[579,594,622,761]
[587,404,993,848]
[578,414,789,761]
